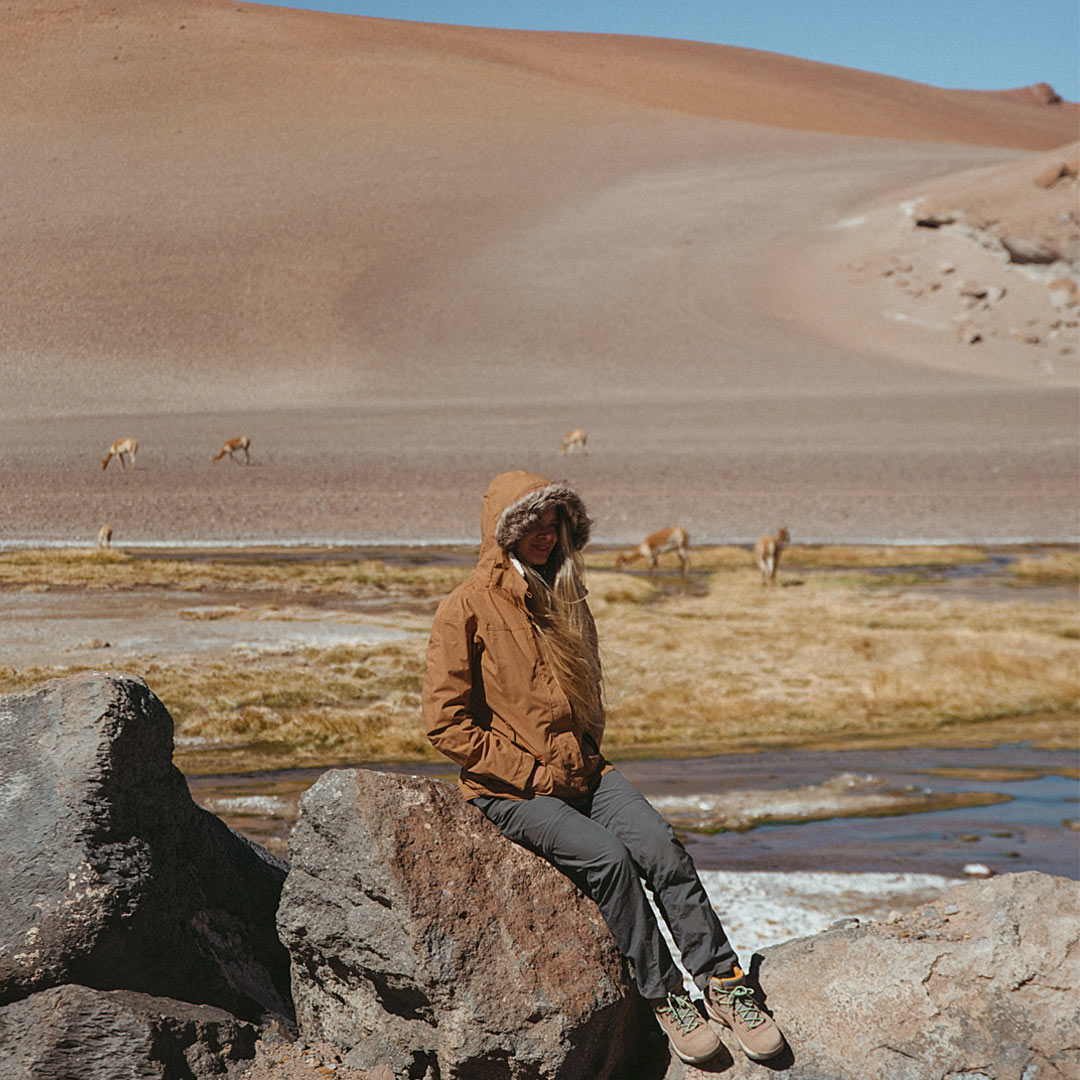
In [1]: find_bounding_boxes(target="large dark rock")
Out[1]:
[0,984,258,1080]
[278,768,654,1080]
[668,871,1080,1080]
[0,672,292,1024]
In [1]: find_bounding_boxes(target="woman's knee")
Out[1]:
[576,830,637,885]
[635,828,700,890]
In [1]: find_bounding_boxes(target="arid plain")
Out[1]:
[3,0,1077,780]
[2,0,1078,546]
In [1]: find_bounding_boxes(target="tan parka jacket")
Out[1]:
[423,470,610,802]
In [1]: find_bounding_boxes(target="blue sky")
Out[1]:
[252,0,1080,102]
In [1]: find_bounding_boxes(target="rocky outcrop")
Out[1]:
[858,145,1080,367]
[0,672,292,1024]
[997,83,1066,108]
[1035,159,1079,189]
[672,871,1079,1080]
[3,673,1077,1080]
[0,985,258,1080]
[280,769,1080,1080]
[278,768,653,1080]
[1022,82,1064,106]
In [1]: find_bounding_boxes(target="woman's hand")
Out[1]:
[531,763,554,796]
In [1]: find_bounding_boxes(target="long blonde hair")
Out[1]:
[518,509,605,745]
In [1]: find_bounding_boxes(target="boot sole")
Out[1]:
[670,1044,723,1066]
[705,1010,785,1062]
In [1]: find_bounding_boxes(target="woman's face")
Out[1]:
[515,507,559,567]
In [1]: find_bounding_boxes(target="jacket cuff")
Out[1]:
[527,761,553,796]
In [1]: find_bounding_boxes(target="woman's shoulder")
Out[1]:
[433,566,522,624]
[433,569,487,617]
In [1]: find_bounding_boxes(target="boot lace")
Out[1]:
[657,992,704,1034]
[714,984,766,1029]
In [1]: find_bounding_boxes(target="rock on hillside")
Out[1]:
[798,140,1080,386]
[997,82,1065,107]
[278,768,656,1080]
[0,672,292,1024]
[912,140,1080,270]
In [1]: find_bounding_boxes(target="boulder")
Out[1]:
[670,871,1079,1080]
[1032,160,1075,189]
[0,984,257,1080]
[280,767,1079,1080]
[0,672,292,1023]
[278,768,653,1080]
[958,281,1006,310]
[914,211,956,228]
[956,321,982,345]
[958,280,988,302]
[1000,235,1061,265]
[1048,276,1079,308]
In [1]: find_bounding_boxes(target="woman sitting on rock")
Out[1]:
[422,470,785,1066]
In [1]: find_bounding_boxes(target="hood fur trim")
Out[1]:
[494,482,591,553]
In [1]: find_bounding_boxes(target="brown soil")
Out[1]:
[235,1037,376,1080]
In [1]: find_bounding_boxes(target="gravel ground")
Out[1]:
[1,391,1076,550]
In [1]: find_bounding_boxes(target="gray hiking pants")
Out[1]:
[471,768,737,1000]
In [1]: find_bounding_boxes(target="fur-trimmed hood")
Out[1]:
[479,471,591,569]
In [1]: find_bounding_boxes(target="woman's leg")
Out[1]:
[585,770,738,989]
[472,792,684,1001]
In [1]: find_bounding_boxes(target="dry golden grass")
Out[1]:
[0,541,1029,589]
[0,547,472,596]
[1,545,1076,773]
[0,638,432,774]
[154,639,432,769]
[1008,549,1080,586]
[587,562,1078,756]
[778,544,989,569]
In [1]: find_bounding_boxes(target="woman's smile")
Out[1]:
[516,507,559,566]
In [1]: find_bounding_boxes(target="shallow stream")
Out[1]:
[188,742,1079,880]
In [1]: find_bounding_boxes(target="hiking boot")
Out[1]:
[705,967,785,1062]
[651,991,722,1065]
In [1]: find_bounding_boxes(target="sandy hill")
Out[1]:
[1,0,1077,544]
[2,0,1076,418]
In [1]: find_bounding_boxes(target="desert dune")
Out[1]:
[1,0,1077,544]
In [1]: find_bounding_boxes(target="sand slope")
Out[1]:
[1,0,1077,543]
